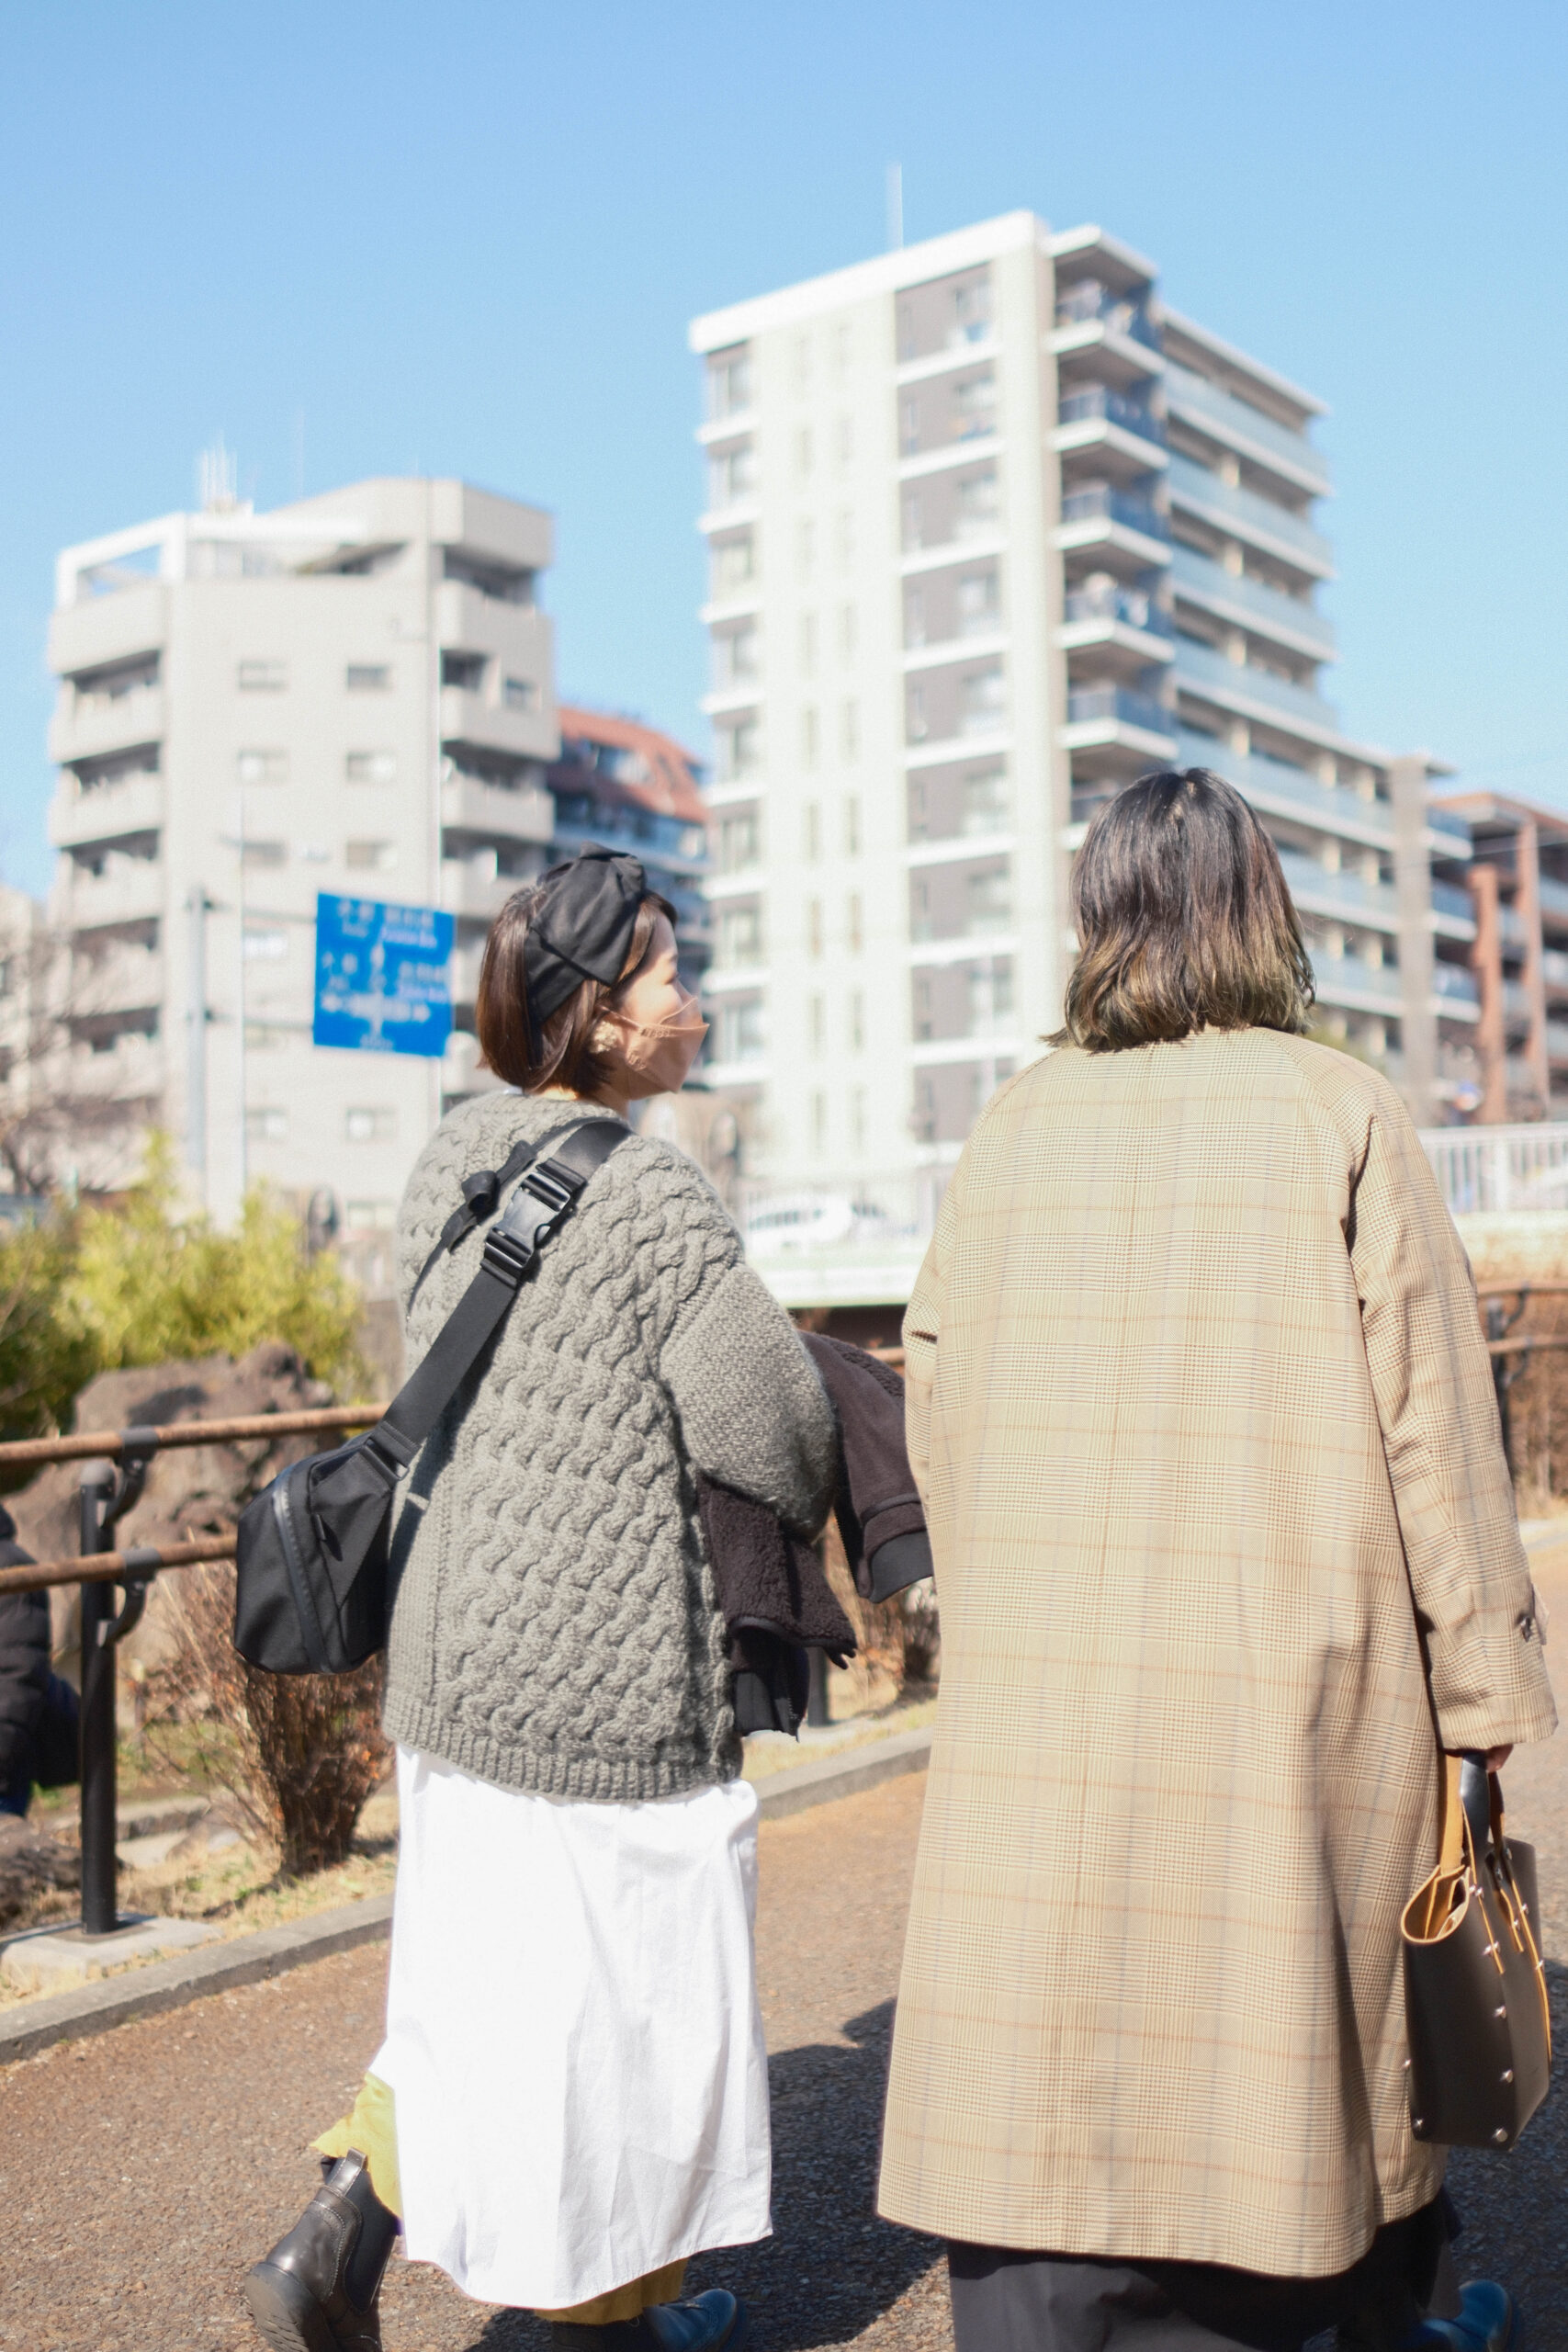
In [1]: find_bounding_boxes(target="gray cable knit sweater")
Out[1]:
[382,1091,837,1801]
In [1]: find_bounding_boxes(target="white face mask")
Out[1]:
[603,997,709,1095]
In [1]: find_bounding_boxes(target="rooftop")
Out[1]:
[553,706,707,825]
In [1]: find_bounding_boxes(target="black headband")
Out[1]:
[522,846,649,1038]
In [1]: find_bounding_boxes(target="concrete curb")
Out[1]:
[0,1725,932,2064]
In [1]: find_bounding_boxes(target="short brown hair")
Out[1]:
[475,883,677,1092]
[1060,768,1314,1052]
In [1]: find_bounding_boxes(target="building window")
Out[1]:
[964,765,1010,833]
[958,570,1000,633]
[836,415,854,468]
[237,660,287,692]
[716,996,764,1062]
[345,751,397,784]
[807,899,823,958]
[710,534,755,595]
[345,1106,398,1143]
[953,274,992,344]
[808,994,825,1056]
[841,703,860,763]
[836,509,855,568]
[795,426,814,480]
[346,840,397,872]
[717,904,763,969]
[843,796,862,854]
[714,625,760,687]
[237,749,288,784]
[718,719,762,781]
[718,809,761,872]
[707,347,752,420]
[961,665,1007,734]
[243,928,288,960]
[795,518,815,577]
[849,990,864,1052]
[811,1092,828,1155]
[245,1105,288,1141]
[848,894,863,954]
[441,651,485,691]
[241,840,288,868]
[801,708,818,767]
[840,604,858,661]
[956,471,998,536]
[346,663,392,692]
[502,675,537,711]
[850,1086,866,1154]
[798,613,818,675]
[708,445,755,507]
[906,682,927,743]
[804,802,821,861]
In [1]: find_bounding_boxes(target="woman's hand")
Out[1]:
[1485,1745,1513,1772]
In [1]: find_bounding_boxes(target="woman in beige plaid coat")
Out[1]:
[879,770,1556,2352]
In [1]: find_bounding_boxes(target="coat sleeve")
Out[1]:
[658,1171,837,1536]
[1350,1091,1557,1752]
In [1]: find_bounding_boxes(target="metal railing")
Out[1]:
[1421,1121,1568,1215]
[1063,584,1174,636]
[1066,685,1176,737]
[1166,454,1334,570]
[1057,386,1166,444]
[1059,484,1169,540]
[0,1404,379,1939]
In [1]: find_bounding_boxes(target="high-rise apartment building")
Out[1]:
[1435,792,1568,1123]
[45,476,558,1224]
[690,212,1477,1216]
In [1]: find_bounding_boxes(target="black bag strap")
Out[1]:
[408,1119,586,1304]
[367,1116,630,1475]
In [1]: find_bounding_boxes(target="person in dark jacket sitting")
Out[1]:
[0,1505,79,1817]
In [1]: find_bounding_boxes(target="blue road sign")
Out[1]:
[312,894,455,1057]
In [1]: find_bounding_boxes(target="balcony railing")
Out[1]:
[1059,485,1169,542]
[1056,387,1166,446]
[1431,881,1475,922]
[1168,544,1336,658]
[1311,953,1404,1011]
[1066,686,1175,738]
[1542,948,1568,989]
[1054,284,1160,350]
[1164,363,1331,490]
[1174,636,1339,732]
[1537,875,1568,922]
[1174,732,1394,846]
[1063,584,1173,636]
[1166,455,1334,571]
[1279,849,1400,924]
[1432,963,1482,1006]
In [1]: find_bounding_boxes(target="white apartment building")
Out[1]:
[690,212,1477,1228]
[45,476,558,1225]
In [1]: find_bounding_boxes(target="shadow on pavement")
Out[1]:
[475,1999,943,2351]
[1445,1964,1568,2352]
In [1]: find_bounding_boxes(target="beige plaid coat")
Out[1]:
[879,1031,1556,2278]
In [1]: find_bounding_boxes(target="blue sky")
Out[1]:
[2,0,1564,893]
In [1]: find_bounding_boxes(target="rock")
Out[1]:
[7,1345,337,1683]
[0,1815,81,1934]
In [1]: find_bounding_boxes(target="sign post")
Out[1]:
[312,894,455,1058]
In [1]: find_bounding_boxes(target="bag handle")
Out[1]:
[366,1116,629,1475]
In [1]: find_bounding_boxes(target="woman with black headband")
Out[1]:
[246,849,837,2352]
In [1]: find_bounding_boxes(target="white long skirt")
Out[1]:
[371,1747,772,2309]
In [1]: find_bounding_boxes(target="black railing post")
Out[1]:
[806,1647,830,1729]
[78,1462,119,1938]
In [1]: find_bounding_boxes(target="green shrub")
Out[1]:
[0,1218,97,1485]
[68,1139,367,1395]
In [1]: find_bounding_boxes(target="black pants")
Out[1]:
[948,2202,1445,2352]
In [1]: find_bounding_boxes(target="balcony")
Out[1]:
[1537,875,1568,925]
[1543,948,1568,992]
[1053,284,1160,349]
[440,861,523,922]
[1311,953,1404,1013]
[438,684,553,763]
[1427,806,1471,852]
[1174,636,1339,736]
[1063,689,1179,772]
[76,945,164,1017]
[1432,963,1482,1009]
[1166,455,1334,576]
[1547,1023,1568,1064]
[441,774,554,845]
[66,854,164,933]
[1060,485,1168,542]
[1063,584,1173,636]
[1165,363,1332,495]
[1431,881,1475,922]
[1066,685,1171,734]
[1057,385,1166,444]
[1168,544,1336,662]
[1279,849,1400,930]
[50,771,164,851]
[1174,731,1394,852]
[49,684,164,765]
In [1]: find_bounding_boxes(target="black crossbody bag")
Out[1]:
[233,1117,629,1676]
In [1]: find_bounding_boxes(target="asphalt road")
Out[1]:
[6,1546,1568,2352]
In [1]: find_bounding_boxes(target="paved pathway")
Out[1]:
[6,1549,1568,2352]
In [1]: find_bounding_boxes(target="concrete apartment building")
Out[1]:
[690,211,1478,1220]
[45,475,558,1226]
[1436,793,1568,1122]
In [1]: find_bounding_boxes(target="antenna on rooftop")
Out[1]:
[886,163,904,251]
[198,434,239,513]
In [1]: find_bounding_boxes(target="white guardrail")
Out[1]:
[1419,1122,1568,1217]
[735,1127,1568,1308]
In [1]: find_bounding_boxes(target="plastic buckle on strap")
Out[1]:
[481,1224,540,1286]
[522,1159,581,1217]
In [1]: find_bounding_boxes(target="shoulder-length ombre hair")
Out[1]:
[1059,768,1314,1052]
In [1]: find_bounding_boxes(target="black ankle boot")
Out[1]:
[548,2289,750,2351]
[245,2149,400,2352]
